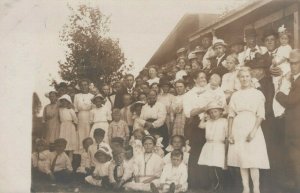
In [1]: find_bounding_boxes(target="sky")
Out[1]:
[0,0,249,110]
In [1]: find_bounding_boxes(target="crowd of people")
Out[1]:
[32,24,300,193]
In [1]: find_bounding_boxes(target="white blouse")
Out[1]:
[140,102,167,128]
[134,153,164,177]
[89,106,112,123]
[74,93,94,112]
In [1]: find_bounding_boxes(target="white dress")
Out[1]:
[74,93,94,150]
[221,70,241,93]
[59,108,79,151]
[198,118,228,169]
[227,88,270,169]
[158,93,175,133]
[89,106,112,142]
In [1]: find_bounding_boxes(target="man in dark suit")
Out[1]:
[276,49,300,192]
[208,39,228,78]
[114,74,135,109]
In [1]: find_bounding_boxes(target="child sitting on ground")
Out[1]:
[108,108,130,144]
[109,149,126,189]
[32,138,51,177]
[150,150,188,193]
[164,135,190,165]
[88,128,111,169]
[49,138,73,183]
[76,137,93,177]
[85,146,112,187]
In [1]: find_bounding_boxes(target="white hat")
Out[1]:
[206,100,224,112]
[176,47,186,54]
[58,94,72,104]
[188,52,197,60]
[95,146,112,159]
[212,39,227,49]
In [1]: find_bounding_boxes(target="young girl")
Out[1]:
[221,54,241,100]
[198,101,228,192]
[164,135,190,166]
[130,101,146,131]
[76,137,93,176]
[129,129,145,158]
[85,147,112,187]
[89,94,112,142]
[58,94,79,161]
[32,138,51,176]
[272,24,292,117]
[108,108,130,144]
[43,91,60,143]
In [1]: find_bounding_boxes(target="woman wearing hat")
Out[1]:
[124,135,164,192]
[227,67,269,193]
[157,77,175,135]
[74,79,94,151]
[43,91,60,143]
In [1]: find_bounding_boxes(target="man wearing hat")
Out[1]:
[238,28,267,66]
[176,47,187,59]
[193,46,206,67]
[229,37,245,55]
[276,49,300,192]
[208,39,229,77]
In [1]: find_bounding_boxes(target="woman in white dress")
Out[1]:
[74,79,94,150]
[124,135,164,192]
[227,67,269,193]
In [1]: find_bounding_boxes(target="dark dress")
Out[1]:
[184,115,210,189]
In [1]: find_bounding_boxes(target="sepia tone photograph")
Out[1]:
[1,0,300,192]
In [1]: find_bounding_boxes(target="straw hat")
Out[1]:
[188,52,197,60]
[176,47,187,55]
[58,94,72,104]
[91,94,105,104]
[206,100,224,112]
[193,46,206,53]
[212,39,227,49]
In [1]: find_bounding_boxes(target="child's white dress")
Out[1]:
[272,44,292,117]
[198,118,228,169]
[85,161,111,186]
[129,138,144,158]
[59,108,79,151]
[158,162,188,193]
[89,106,112,142]
[32,150,51,174]
[221,70,241,94]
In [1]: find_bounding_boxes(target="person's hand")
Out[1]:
[270,66,283,77]
[246,130,256,142]
[228,135,235,144]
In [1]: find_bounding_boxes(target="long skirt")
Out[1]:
[59,121,79,151]
[45,117,60,143]
[77,111,91,150]
[147,119,169,148]
[184,116,210,189]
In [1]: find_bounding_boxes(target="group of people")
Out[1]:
[32,24,300,193]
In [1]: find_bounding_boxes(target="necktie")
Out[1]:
[113,164,122,183]
[97,143,99,150]
[50,154,58,173]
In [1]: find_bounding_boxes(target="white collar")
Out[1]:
[216,54,225,60]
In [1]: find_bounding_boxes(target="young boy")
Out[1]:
[108,108,130,144]
[150,150,188,193]
[32,138,51,179]
[109,149,126,189]
[88,129,111,169]
[49,138,73,183]
[76,137,93,176]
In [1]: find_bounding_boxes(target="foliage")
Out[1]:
[58,4,126,86]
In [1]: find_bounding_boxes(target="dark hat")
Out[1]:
[159,76,171,87]
[229,37,245,47]
[245,54,269,69]
[262,28,278,41]
[244,28,257,38]
[54,138,67,146]
[93,128,105,137]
